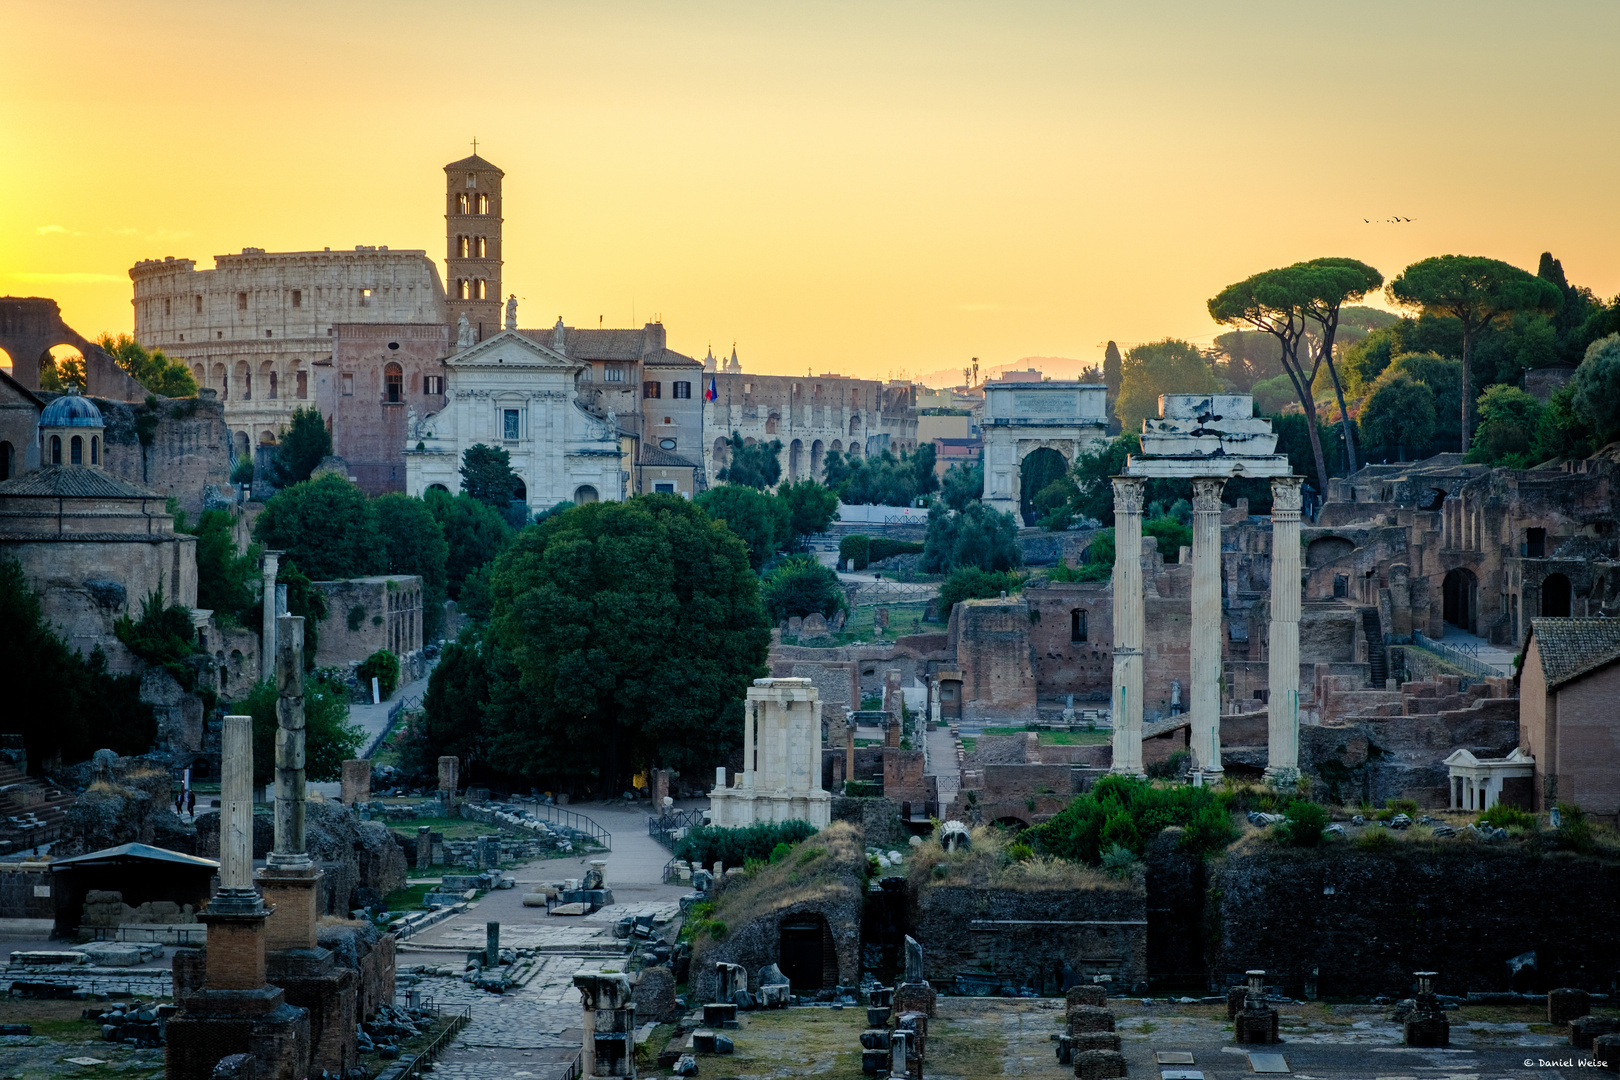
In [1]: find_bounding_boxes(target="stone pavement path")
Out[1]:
[926,723,960,798]
[406,801,687,1079]
[349,670,434,757]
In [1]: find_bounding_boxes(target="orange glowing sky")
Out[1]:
[3,1,1618,382]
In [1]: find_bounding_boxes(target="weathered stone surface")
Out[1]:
[1066,1005,1115,1033]
[632,966,678,1023]
[1572,1015,1620,1049]
[1066,984,1108,1009]
[1550,988,1592,1025]
[1074,1048,1128,1079]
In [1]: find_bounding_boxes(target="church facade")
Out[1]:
[402,328,625,509]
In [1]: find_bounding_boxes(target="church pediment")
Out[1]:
[446,329,575,370]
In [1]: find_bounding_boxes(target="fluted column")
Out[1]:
[1266,477,1304,784]
[743,698,755,789]
[1110,477,1146,775]
[268,615,312,870]
[1190,478,1225,775]
[260,550,280,682]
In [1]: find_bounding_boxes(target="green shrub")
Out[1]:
[1386,797,1419,816]
[673,820,819,868]
[839,534,871,570]
[1100,843,1138,879]
[230,456,256,485]
[760,555,844,622]
[769,842,793,864]
[1027,774,1236,864]
[868,538,925,563]
[347,604,367,632]
[1008,842,1034,862]
[357,649,400,699]
[113,589,198,689]
[1145,750,1189,780]
[1555,802,1594,853]
[708,921,727,940]
[939,567,1020,615]
[1478,803,1533,830]
[1354,827,1397,852]
[796,847,826,867]
[1279,800,1328,847]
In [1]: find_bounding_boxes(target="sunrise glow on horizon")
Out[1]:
[3,0,1618,382]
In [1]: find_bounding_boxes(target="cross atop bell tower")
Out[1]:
[444,148,504,345]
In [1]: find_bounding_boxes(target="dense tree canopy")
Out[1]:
[254,473,381,580]
[425,487,514,601]
[920,500,1022,573]
[939,460,983,512]
[375,493,449,639]
[239,675,362,788]
[695,484,788,570]
[191,509,260,618]
[266,406,332,488]
[1359,375,1436,462]
[938,566,1021,615]
[716,433,783,489]
[0,559,152,772]
[95,333,199,397]
[459,443,522,507]
[485,494,770,792]
[760,555,844,622]
[1114,339,1219,437]
[822,445,937,506]
[1387,255,1563,452]
[1468,385,1545,468]
[776,479,840,547]
[1571,334,1620,448]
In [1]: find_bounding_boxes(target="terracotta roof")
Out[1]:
[0,466,164,499]
[562,328,649,361]
[643,348,701,369]
[1529,618,1620,688]
[639,445,698,468]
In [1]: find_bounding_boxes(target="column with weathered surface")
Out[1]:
[217,715,259,909]
[260,550,280,682]
[1110,477,1146,775]
[742,698,755,789]
[1265,477,1303,784]
[259,615,318,953]
[1190,477,1226,776]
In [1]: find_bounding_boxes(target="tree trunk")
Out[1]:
[1300,395,1331,511]
[1324,360,1359,475]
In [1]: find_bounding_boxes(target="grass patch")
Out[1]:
[909,826,1128,892]
[981,726,1109,746]
[386,815,491,841]
[929,1019,1008,1079]
[675,1008,867,1079]
[828,601,932,646]
[383,882,436,910]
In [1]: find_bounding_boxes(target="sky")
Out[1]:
[3,0,1618,383]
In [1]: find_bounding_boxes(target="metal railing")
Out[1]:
[394,1003,474,1080]
[1408,631,1508,679]
[648,807,707,851]
[509,799,612,850]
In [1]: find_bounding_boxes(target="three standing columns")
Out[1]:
[1109,474,1304,784]
[1265,478,1304,783]
[1110,478,1146,775]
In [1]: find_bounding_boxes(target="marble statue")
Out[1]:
[456,312,474,349]
[505,294,518,331]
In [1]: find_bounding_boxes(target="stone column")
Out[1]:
[1190,478,1225,776]
[268,615,310,872]
[260,550,280,682]
[218,716,258,903]
[1266,478,1304,785]
[1110,478,1146,775]
[743,698,755,789]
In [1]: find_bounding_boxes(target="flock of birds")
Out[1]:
[1365,215,1414,223]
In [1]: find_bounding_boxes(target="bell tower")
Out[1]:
[444,147,504,343]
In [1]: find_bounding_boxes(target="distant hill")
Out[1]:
[915,355,1094,389]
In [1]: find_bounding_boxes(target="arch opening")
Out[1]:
[777,914,836,991]
[574,485,598,505]
[1442,568,1477,633]
[1018,446,1070,526]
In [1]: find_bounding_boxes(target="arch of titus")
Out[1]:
[1110,394,1302,784]
[709,678,832,828]
[981,381,1110,518]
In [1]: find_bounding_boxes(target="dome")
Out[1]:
[40,391,104,429]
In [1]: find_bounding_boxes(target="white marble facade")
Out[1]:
[709,678,832,829]
[403,328,625,510]
[981,382,1110,518]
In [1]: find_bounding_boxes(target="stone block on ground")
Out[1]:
[1235,1007,1280,1044]
[1067,984,1107,1009]
[1067,1005,1116,1033]
[1588,1033,1620,1073]
[1550,988,1592,1025]
[892,982,936,1018]
[1572,1015,1620,1050]
[1073,1032,1122,1052]
[1404,1015,1450,1047]
[1227,984,1248,1020]
[1074,1048,1128,1079]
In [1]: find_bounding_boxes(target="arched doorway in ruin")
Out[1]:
[777,913,836,991]
[1442,568,1477,634]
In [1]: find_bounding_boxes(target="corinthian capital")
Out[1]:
[1192,477,1225,512]
[1111,476,1145,514]
[1271,476,1304,513]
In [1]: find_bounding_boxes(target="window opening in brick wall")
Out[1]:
[673,381,691,399]
[477,194,489,214]
[1070,610,1087,643]
[457,193,469,213]
[457,236,469,257]
[643,381,661,399]
[475,236,487,257]
[50,435,61,464]
[70,435,82,465]
[292,289,302,308]
[605,366,624,383]
[295,369,308,399]
[360,288,372,307]
[237,292,247,310]
[91,436,99,465]
[475,279,487,300]
[342,373,354,396]
[385,363,403,403]
[424,375,444,395]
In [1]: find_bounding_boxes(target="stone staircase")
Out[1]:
[0,761,73,856]
[1360,607,1389,687]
